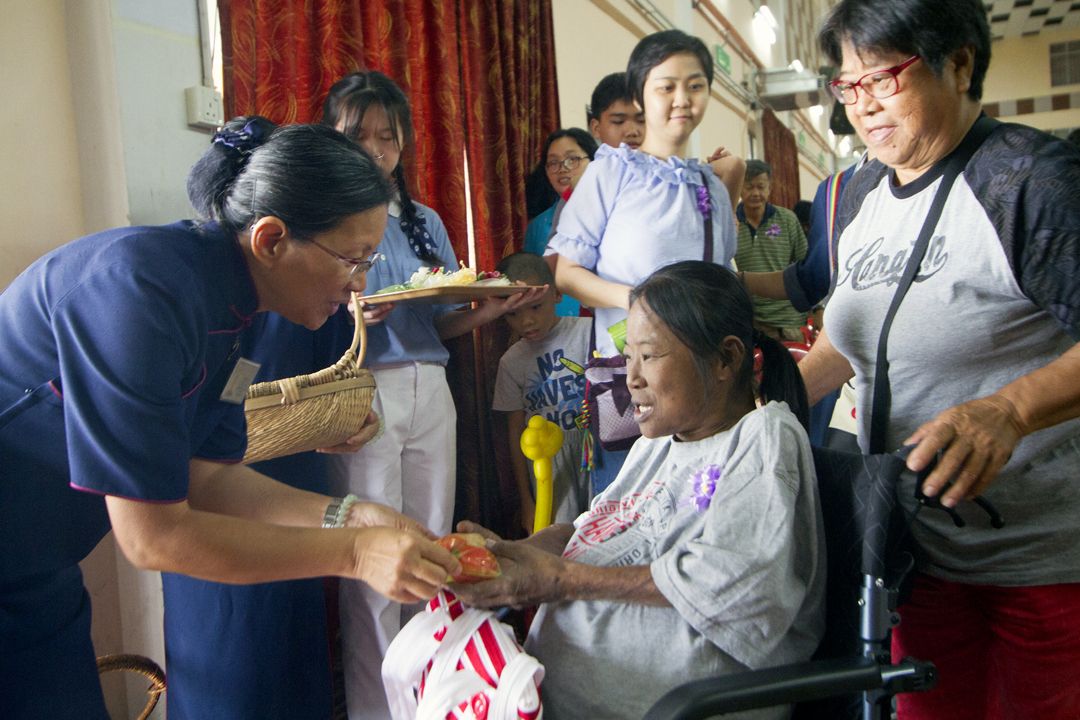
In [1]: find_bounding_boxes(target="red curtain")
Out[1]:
[221,0,559,532]
[450,0,559,533]
[761,107,800,210]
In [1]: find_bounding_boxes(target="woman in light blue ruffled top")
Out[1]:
[546,30,743,491]
[546,30,740,359]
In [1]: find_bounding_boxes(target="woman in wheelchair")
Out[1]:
[452,261,826,719]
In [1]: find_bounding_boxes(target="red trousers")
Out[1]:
[893,573,1080,720]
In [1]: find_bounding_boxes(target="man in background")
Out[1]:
[735,160,808,341]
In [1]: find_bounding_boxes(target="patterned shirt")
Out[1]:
[829,119,1080,585]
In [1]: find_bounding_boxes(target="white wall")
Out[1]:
[3,1,213,716]
[984,26,1080,133]
[113,0,211,225]
[65,0,130,237]
[0,1,87,289]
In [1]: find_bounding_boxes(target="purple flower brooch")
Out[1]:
[696,185,712,220]
[690,464,723,512]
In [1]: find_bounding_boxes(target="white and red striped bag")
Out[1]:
[382,590,544,720]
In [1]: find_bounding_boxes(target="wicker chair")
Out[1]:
[96,654,166,720]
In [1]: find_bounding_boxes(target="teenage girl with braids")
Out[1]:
[320,71,546,720]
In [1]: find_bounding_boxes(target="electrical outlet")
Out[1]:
[185,85,223,130]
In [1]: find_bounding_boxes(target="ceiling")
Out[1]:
[985,0,1080,39]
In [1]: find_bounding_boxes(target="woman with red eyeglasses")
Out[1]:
[800,0,1080,717]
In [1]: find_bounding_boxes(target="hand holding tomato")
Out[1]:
[436,533,501,583]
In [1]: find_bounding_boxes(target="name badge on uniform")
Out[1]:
[220,358,261,405]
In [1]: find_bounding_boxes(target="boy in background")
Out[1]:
[492,253,592,534]
[587,72,645,150]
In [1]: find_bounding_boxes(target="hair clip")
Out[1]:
[212,119,266,156]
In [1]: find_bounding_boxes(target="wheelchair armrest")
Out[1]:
[643,656,885,720]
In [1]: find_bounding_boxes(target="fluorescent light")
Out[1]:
[753,10,777,46]
[756,4,778,29]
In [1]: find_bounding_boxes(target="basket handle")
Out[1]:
[349,291,368,367]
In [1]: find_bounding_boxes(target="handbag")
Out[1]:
[242,292,376,464]
[583,171,719,452]
[382,590,544,720]
[584,351,638,451]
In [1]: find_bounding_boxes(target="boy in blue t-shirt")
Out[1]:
[492,253,592,534]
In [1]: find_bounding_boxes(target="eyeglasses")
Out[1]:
[309,240,382,279]
[828,55,920,105]
[545,155,588,172]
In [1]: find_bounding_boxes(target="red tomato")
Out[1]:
[454,545,501,583]
[437,533,501,583]
[436,532,484,554]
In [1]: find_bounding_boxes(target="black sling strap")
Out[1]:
[868,115,998,453]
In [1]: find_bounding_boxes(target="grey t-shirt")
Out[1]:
[492,316,592,523]
[525,403,825,720]
[829,121,1080,585]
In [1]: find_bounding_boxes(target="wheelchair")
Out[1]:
[645,445,1003,720]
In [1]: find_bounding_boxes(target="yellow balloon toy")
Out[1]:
[520,415,564,532]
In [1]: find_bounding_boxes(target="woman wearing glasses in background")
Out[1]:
[0,117,463,720]
[800,0,1080,717]
[524,127,599,317]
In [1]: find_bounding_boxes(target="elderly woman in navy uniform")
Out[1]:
[0,117,460,720]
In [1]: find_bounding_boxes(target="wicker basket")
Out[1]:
[96,653,166,720]
[243,293,376,464]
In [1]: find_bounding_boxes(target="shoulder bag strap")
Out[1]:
[868,115,998,453]
[699,171,714,263]
[825,169,846,281]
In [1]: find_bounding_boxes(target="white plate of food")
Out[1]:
[359,284,544,306]
[359,265,543,306]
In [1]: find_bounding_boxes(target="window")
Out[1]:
[1050,40,1080,87]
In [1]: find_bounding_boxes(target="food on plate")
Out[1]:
[374,263,512,295]
[473,270,514,286]
[436,532,502,583]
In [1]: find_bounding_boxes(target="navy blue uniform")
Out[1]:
[162,311,345,719]
[783,168,854,314]
[781,168,856,447]
[0,221,257,718]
